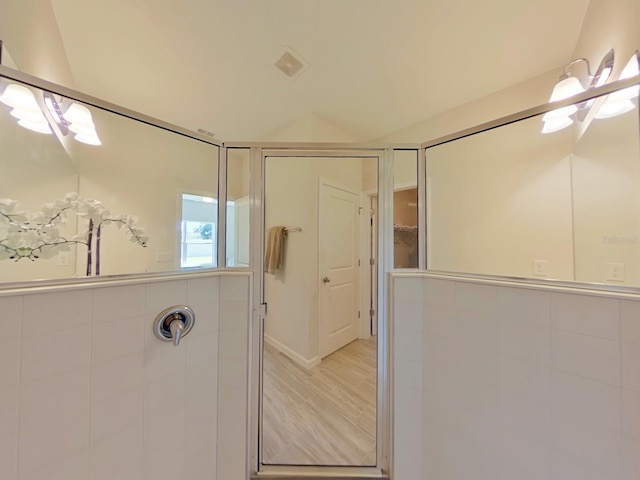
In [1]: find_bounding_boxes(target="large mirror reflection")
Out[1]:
[0,77,219,282]
[426,80,640,285]
[261,155,378,466]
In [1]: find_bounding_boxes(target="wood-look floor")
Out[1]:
[262,337,377,466]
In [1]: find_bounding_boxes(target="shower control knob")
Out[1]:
[153,306,195,346]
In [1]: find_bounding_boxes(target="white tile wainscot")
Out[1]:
[0,271,252,480]
[391,273,640,480]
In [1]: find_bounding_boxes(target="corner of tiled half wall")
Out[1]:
[391,273,640,480]
[0,271,252,480]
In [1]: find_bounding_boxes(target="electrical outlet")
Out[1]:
[532,260,548,276]
[606,262,625,282]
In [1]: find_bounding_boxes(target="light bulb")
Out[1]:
[17,119,52,134]
[542,116,573,134]
[63,102,94,126]
[68,122,97,136]
[549,76,586,102]
[595,52,639,119]
[595,100,635,119]
[0,84,40,110]
[74,132,101,145]
[542,104,578,121]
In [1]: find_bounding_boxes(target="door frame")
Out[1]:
[248,146,400,478]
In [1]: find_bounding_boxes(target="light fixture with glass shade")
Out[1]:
[0,83,52,134]
[594,50,640,119]
[541,49,615,134]
[62,102,102,145]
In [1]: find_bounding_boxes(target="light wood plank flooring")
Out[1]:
[262,337,377,466]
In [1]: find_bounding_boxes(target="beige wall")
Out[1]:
[572,107,640,285]
[263,112,363,143]
[74,106,219,276]
[227,148,250,201]
[0,0,74,86]
[426,114,575,280]
[264,156,367,364]
[379,69,562,144]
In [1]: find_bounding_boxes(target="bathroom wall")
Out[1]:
[0,271,250,480]
[262,112,363,143]
[73,106,219,277]
[426,113,575,280]
[392,272,640,480]
[264,156,365,365]
[0,0,74,86]
[572,0,640,82]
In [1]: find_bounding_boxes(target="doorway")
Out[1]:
[260,152,380,467]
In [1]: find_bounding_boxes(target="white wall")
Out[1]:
[264,156,366,364]
[0,271,250,480]
[392,273,640,480]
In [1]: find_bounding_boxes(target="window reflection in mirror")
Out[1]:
[180,193,217,268]
[0,77,219,283]
[226,148,250,267]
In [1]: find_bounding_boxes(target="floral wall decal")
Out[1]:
[0,193,148,276]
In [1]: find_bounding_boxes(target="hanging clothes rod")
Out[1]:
[285,227,302,232]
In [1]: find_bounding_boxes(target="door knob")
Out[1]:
[322,276,331,284]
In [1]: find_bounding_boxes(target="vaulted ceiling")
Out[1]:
[48,0,591,141]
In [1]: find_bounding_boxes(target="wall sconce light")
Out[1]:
[62,103,101,145]
[542,49,614,134]
[594,50,640,119]
[0,83,53,134]
[0,81,101,145]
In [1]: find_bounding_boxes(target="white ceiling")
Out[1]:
[49,0,591,142]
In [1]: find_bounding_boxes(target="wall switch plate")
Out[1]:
[156,252,174,263]
[606,262,625,282]
[532,260,548,276]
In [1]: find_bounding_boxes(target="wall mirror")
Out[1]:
[426,78,640,286]
[0,74,219,283]
[261,153,381,466]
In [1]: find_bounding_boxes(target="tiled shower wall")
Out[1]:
[0,272,250,480]
[392,274,640,480]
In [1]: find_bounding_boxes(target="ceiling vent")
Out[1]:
[272,47,308,80]
[197,128,216,138]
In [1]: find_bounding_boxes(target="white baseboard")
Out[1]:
[264,334,320,369]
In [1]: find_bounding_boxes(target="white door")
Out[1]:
[319,180,361,358]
